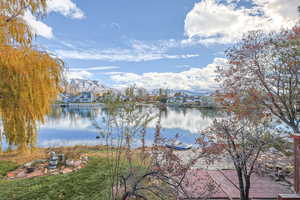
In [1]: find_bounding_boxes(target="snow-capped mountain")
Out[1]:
[149,89,212,97]
[64,79,112,94]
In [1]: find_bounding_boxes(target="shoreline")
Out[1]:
[53,102,224,109]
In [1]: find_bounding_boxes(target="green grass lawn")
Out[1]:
[0,161,19,178]
[0,157,114,200]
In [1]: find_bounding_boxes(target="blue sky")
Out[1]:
[25,0,299,91]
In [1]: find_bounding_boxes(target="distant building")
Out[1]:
[75,92,95,103]
[62,92,95,103]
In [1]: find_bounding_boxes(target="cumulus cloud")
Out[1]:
[47,0,85,19]
[23,12,54,39]
[70,66,120,71]
[110,58,228,91]
[23,0,84,39]
[65,70,92,80]
[55,39,200,62]
[184,0,299,44]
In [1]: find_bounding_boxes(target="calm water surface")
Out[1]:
[2,105,223,149]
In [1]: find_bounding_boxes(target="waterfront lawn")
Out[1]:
[0,157,114,200]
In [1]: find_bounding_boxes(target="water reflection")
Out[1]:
[1,105,224,150]
[150,107,222,133]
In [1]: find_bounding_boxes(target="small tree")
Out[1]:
[202,116,274,200]
[94,87,157,199]
[216,27,300,133]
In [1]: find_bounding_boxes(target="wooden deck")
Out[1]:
[182,169,293,199]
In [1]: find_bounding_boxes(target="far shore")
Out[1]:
[53,102,224,109]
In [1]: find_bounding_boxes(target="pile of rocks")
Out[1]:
[6,153,89,180]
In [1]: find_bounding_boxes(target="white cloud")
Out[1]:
[184,0,299,44]
[110,58,227,91]
[47,0,85,19]
[23,12,54,39]
[65,70,92,80]
[55,39,200,62]
[57,48,199,62]
[22,0,84,39]
[70,66,120,71]
[102,72,124,75]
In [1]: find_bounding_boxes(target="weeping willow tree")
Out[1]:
[0,0,64,152]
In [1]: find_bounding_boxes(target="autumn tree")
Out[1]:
[202,116,274,200]
[216,27,300,133]
[0,0,64,152]
[95,89,218,199]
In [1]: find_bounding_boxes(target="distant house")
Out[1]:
[75,92,95,103]
[167,97,177,103]
[63,92,95,103]
[167,95,186,104]
[58,93,71,103]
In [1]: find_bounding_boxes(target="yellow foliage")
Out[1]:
[0,0,47,45]
[0,1,64,152]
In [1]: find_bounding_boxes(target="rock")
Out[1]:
[82,160,88,165]
[34,159,47,164]
[73,161,81,167]
[23,162,33,168]
[52,171,59,175]
[65,160,74,167]
[16,171,27,178]
[7,172,15,178]
[62,168,73,174]
[81,156,88,162]
[269,147,278,153]
[26,170,43,178]
[26,167,35,173]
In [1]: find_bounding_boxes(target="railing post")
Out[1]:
[292,134,300,194]
[279,134,300,199]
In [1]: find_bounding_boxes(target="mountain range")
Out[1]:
[64,79,212,96]
[64,79,112,94]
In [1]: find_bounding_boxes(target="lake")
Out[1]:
[1,105,223,150]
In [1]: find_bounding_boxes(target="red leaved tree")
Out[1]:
[216,27,300,133]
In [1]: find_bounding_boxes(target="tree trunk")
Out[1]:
[245,175,251,200]
[237,169,246,200]
[121,191,130,200]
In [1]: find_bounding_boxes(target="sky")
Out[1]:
[24,0,299,91]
